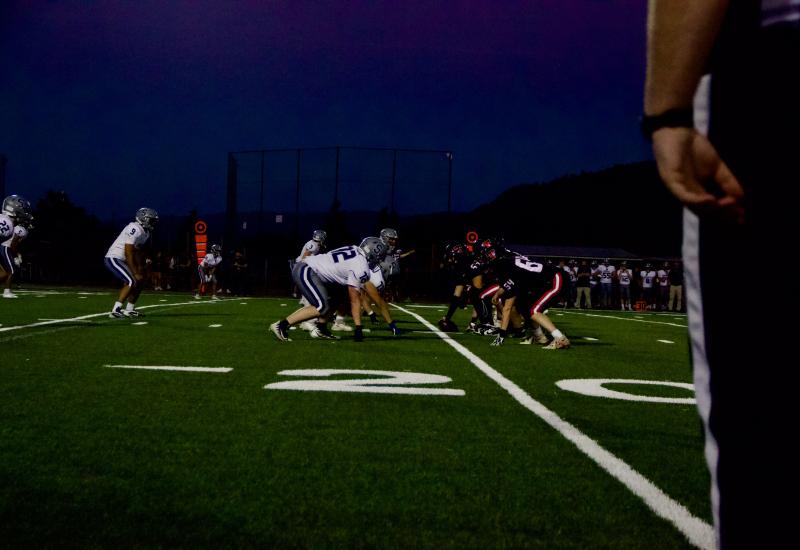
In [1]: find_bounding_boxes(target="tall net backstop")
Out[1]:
[225,146,454,296]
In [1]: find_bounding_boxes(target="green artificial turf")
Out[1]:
[1,290,709,548]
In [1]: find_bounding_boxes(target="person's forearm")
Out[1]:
[645,0,729,114]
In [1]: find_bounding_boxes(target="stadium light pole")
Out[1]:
[447,151,453,214]
[295,149,301,238]
[391,149,397,214]
[259,151,265,236]
[334,146,340,205]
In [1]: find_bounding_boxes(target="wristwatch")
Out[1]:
[640,108,694,140]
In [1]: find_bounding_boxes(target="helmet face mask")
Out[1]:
[2,195,33,224]
[210,244,222,255]
[135,207,159,231]
[359,236,388,268]
[312,229,327,244]
[379,228,398,248]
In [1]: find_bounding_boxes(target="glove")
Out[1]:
[13,254,22,267]
[369,312,379,325]
[354,325,364,342]
[490,335,505,347]
[388,321,401,336]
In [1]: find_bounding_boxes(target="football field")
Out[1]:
[1,290,711,548]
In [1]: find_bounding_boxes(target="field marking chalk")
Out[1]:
[0,300,220,334]
[657,339,675,344]
[560,310,687,329]
[104,365,232,373]
[583,337,599,341]
[392,304,713,550]
[209,324,223,328]
[132,322,148,326]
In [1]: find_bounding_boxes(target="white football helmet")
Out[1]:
[360,236,388,268]
[312,229,327,244]
[379,228,398,245]
[135,207,159,231]
[2,195,33,225]
[210,244,222,256]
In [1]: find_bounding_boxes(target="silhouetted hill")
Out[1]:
[466,161,682,257]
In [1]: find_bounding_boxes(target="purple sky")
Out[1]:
[1,0,650,218]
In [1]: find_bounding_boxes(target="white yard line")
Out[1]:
[560,310,687,328]
[0,300,220,334]
[392,304,713,550]
[104,365,232,373]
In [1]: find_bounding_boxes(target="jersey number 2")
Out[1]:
[331,246,357,263]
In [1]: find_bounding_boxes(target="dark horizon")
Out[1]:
[1,1,652,219]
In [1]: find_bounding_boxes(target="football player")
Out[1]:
[357,236,402,334]
[617,261,634,311]
[640,262,657,310]
[271,238,400,342]
[293,230,339,331]
[0,195,34,298]
[196,244,223,300]
[297,229,327,262]
[437,242,475,332]
[480,244,571,349]
[104,207,158,318]
[378,227,415,302]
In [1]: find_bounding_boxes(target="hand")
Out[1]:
[13,254,22,267]
[388,321,401,336]
[652,127,744,223]
[490,335,504,347]
[354,325,364,342]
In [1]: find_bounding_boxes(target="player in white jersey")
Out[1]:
[104,207,158,318]
[293,229,327,328]
[357,237,401,330]
[597,259,616,308]
[617,261,633,311]
[271,238,400,342]
[656,262,670,311]
[0,195,34,298]
[639,263,657,310]
[296,229,326,262]
[195,244,223,300]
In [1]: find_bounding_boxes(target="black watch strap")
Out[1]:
[640,108,694,140]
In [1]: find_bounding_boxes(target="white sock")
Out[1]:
[335,315,345,324]
[126,302,135,311]
[113,301,123,311]
[533,327,545,337]
[551,329,564,339]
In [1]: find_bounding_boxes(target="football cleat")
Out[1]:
[543,336,571,350]
[437,318,458,332]
[465,321,478,333]
[489,335,505,346]
[124,309,142,317]
[520,333,549,345]
[270,321,292,342]
[310,325,338,339]
[109,307,126,319]
[299,320,317,331]
[332,321,353,332]
[2,290,18,299]
[476,324,499,336]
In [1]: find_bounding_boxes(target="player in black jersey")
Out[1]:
[438,240,499,334]
[480,243,570,349]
